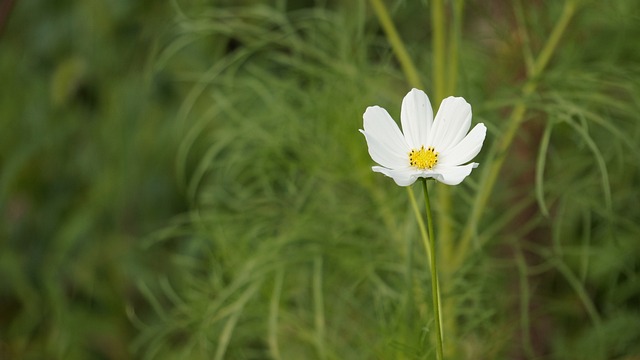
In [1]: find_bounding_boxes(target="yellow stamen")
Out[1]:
[409,145,438,170]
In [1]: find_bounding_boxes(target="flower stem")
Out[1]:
[420,179,444,360]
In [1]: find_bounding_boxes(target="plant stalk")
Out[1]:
[369,0,423,88]
[421,179,444,360]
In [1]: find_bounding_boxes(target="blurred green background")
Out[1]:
[1,0,639,359]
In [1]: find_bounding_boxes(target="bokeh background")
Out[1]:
[1,0,639,359]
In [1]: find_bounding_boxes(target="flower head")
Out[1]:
[360,88,487,186]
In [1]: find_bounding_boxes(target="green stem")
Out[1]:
[513,0,535,76]
[408,187,431,263]
[369,0,423,88]
[421,179,444,360]
[268,267,284,360]
[313,256,326,360]
[431,0,446,102]
[446,0,464,96]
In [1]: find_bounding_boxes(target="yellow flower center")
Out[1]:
[409,146,438,170]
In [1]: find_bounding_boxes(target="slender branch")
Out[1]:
[313,256,326,360]
[513,0,535,76]
[409,186,431,264]
[369,0,423,88]
[446,0,464,95]
[268,268,284,360]
[431,0,446,102]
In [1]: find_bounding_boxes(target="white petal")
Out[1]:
[428,97,472,152]
[372,166,420,186]
[439,123,487,166]
[360,130,408,169]
[430,163,478,185]
[401,89,433,149]
[362,106,410,168]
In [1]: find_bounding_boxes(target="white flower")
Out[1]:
[360,88,487,186]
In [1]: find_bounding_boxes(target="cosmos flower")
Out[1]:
[360,88,487,186]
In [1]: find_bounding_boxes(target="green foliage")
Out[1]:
[2,0,640,359]
[0,0,184,358]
